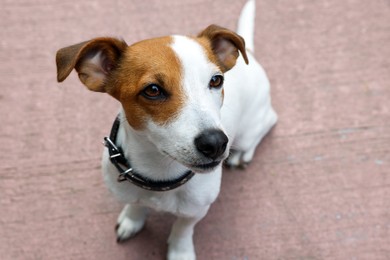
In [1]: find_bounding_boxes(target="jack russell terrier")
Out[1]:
[56,0,277,259]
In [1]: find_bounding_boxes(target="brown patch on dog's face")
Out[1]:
[106,37,185,130]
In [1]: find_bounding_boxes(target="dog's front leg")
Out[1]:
[116,204,147,243]
[167,207,209,260]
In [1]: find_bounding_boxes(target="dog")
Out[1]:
[56,0,277,259]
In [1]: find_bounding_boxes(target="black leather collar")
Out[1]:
[103,117,195,192]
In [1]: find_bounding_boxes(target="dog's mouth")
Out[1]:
[189,160,222,173]
[161,150,222,173]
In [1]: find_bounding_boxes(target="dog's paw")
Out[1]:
[225,150,242,167]
[167,249,196,260]
[225,150,249,169]
[115,216,145,243]
[226,161,250,170]
[225,157,250,169]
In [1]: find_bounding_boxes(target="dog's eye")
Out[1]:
[209,75,224,89]
[141,84,166,100]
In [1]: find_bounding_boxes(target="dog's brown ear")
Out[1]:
[198,24,248,72]
[56,37,127,92]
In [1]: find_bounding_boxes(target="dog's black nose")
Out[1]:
[194,129,228,160]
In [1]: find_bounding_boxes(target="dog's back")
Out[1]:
[223,0,277,166]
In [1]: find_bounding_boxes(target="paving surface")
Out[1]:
[1,0,389,259]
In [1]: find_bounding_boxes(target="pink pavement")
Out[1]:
[1,0,389,259]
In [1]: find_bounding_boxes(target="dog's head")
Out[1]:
[56,25,248,173]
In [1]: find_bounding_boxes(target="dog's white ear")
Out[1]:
[198,24,248,72]
[56,37,127,92]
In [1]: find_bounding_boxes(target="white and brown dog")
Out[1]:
[56,0,276,259]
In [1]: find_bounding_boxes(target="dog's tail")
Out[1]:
[237,0,256,53]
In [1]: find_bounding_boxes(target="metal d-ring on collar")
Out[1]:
[103,117,195,192]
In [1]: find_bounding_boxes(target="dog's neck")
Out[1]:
[115,110,191,181]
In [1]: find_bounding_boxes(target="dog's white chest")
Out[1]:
[102,151,222,217]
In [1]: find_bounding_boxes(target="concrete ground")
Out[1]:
[1,0,389,259]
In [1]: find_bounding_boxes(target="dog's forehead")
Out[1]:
[170,36,221,80]
[124,35,218,73]
[170,35,217,67]
[124,36,179,72]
